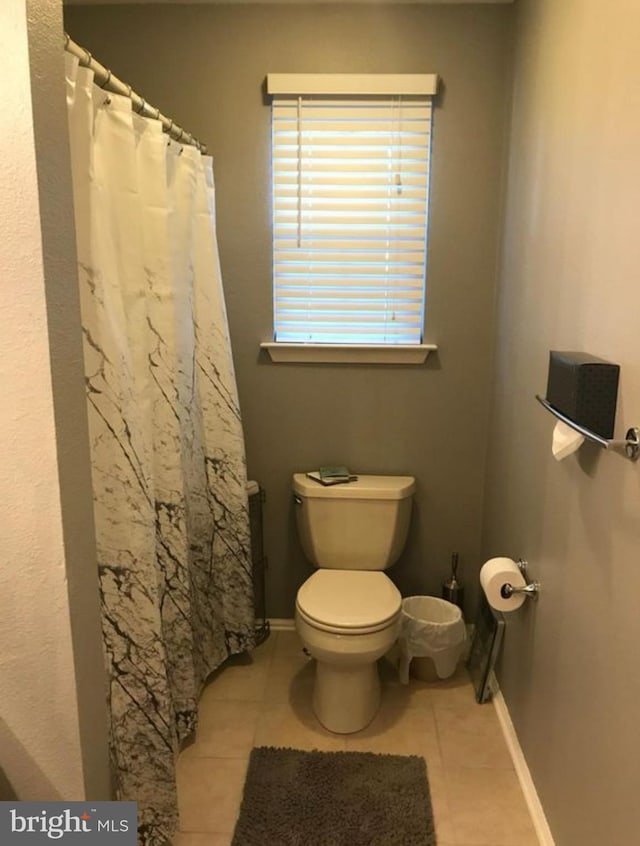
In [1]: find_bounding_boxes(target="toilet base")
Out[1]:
[313,659,381,734]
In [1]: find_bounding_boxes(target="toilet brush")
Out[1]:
[442,552,464,611]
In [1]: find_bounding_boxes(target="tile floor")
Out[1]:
[174,630,539,846]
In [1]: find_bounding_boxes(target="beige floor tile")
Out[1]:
[254,700,347,751]
[176,755,247,833]
[445,766,539,845]
[263,654,315,704]
[429,664,481,711]
[272,628,306,659]
[435,704,514,769]
[344,701,442,766]
[245,632,276,664]
[200,658,269,703]
[173,833,232,846]
[213,635,275,671]
[425,762,458,843]
[379,661,435,711]
[175,634,539,846]
[192,699,261,758]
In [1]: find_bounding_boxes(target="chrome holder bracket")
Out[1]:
[625,428,640,461]
[500,581,540,601]
[500,558,540,601]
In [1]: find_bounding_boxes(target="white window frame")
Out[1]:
[262,73,438,365]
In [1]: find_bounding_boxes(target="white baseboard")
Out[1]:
[489,672,555,846]
[267,617,296,631]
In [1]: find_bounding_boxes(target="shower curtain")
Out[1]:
[65,55,255,844]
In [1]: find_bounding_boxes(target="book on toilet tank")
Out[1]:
[306,467,358,486]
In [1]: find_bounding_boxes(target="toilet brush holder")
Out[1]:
[442,579,464,609]
[442,552,464,611]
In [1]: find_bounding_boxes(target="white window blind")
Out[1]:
[271,83,433,346]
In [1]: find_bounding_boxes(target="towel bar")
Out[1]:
[535,395,639,461]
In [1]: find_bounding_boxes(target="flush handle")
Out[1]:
[293,494,303,506]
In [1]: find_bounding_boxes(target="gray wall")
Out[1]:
[483,0,640,843]
[65,3,514,618]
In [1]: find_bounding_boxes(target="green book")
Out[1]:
[319,465,352,480]
[303,466,359,486]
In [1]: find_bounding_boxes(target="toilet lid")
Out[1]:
[296,570,401,630]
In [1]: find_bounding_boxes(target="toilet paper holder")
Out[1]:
[500,559,540,601]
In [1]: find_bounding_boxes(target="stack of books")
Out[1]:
[306,466,359,486]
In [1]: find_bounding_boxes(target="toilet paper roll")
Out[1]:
[552,420,584,461]
[480,557,527,612]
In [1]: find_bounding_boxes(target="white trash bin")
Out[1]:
[398,596,466,684]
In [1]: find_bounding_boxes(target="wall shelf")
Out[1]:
[261,342,437,365]
[535,395,640,461]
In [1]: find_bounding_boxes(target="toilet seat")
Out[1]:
[296,570,401,635]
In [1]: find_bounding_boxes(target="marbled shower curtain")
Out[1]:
[65,55,255,844]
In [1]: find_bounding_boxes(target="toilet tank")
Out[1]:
[293,474,415,570]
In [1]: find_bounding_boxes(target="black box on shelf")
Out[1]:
[546,351,620,439]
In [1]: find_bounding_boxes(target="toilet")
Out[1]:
[293,473,415,734]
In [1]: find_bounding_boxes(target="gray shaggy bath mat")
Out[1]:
[231,746,436,846]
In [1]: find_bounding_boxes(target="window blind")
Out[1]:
[271,93,433,345]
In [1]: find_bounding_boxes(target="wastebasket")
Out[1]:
[398,596,467,684]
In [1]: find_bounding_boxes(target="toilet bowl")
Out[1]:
[293,473,415,734]
[296,569,401,733]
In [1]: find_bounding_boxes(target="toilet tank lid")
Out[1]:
[293,473,415,500]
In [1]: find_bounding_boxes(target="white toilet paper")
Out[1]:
[480,557,527,612]
[552,420,584,461]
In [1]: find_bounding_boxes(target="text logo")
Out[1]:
[0,802,137,844]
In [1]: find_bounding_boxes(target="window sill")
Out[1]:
[260,342,438,365]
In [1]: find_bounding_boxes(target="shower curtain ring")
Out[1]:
[100,69,112,89]
[83,48,92,67]
[136,98,146,114]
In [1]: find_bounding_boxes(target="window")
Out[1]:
[264,74,437,362]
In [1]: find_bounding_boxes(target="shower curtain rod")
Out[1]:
[64,34,207,153]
